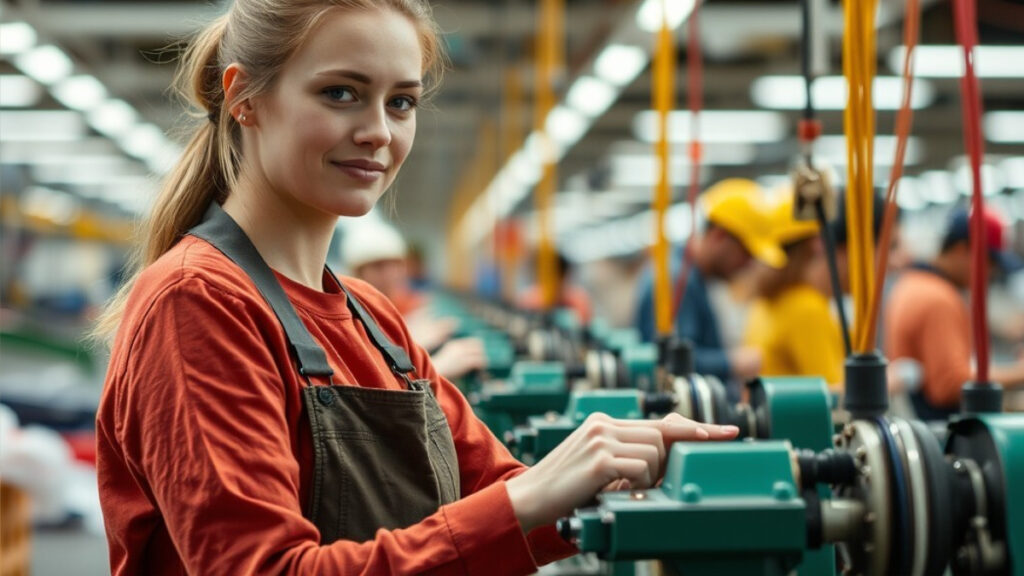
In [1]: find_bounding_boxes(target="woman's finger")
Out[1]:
[600,426,665,479]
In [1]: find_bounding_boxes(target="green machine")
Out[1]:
[471,361,571,439]
[559,414,1024,576]
[472,336,666,440]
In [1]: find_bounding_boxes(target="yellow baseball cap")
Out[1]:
[769,191,820,246]
[701,178,787,269]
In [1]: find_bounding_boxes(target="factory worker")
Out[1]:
[635,178,787,401]
[886,206,1024,420]
[744,194,844,387]
[91,1,739,574]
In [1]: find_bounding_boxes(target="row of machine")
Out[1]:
[427,292,1022,576]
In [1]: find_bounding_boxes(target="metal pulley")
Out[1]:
[791,162,838,222]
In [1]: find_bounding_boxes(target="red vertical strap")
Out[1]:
[953,0,990,382]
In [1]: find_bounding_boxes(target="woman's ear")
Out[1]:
[223,63,254,125]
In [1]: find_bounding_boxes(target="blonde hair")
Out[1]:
[91,0,446,343]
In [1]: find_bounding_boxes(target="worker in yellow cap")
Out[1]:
[743,192,844,388]
[634,178,786,401]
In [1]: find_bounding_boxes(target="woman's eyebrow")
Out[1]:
[316,69,422,89]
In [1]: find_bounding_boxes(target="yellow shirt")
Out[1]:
[744,284,844,387]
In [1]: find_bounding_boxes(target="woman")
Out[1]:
[743,195,844,387]
[93,1,737,574]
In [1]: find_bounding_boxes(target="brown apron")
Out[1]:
[190,203,460,545]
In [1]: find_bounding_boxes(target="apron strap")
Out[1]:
[326,268,417,376]
[188,202,418,381]
[189,203,334,378]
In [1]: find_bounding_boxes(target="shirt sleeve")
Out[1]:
[114,278,548,575]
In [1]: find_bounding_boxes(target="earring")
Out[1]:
[239,113,247,123]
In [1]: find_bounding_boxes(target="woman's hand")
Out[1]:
[504,412,738,532]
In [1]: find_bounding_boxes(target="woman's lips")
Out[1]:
[332,160,386,183]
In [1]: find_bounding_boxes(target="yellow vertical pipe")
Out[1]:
[842,0,878,352]
[652,0,675,337]
[534,0,563,310]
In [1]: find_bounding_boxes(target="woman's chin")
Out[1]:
[333,194,382,218]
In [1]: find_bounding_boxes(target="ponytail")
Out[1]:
[90,16,236,344]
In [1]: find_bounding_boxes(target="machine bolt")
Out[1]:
[833,434,842,447]
[843,425,855,439]
[772,481,794,501]
[855,447,867,462]
[681,483,702,503]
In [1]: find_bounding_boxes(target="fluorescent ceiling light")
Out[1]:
[0,138,121,163]
[508,150,542,187]
[546,105,589,147]
[120,123,167,159]
[0,110,86,142]
[633,110,788,143]
[567,76,617,118]
[52,75,108,111]
[0,74,43,107]
[0,22,37,55]
[14,45,74,85]
[636,0,696,32]
[814,135,924,167]
[750,75,936,110]
[29,155,141,185]
[609,140,757,165]
[609,155,713,188]
[894,177,927,211]
[999,157,1024,190]
[889,45,1024,78]
[594,44,648,87]
[917,170,958,204]
[984,111,1024,143]
[953,163,1003,197]
[88,99,139,138]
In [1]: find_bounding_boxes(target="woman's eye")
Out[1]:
[323,86,356,102]
[389,96,417,112]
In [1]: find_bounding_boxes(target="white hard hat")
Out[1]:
[341,220,408,271]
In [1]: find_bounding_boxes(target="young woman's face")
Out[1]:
[250,8,423,217]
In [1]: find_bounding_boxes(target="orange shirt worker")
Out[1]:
[92,1,739,574]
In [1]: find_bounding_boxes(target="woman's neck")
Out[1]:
[222,177,338,291]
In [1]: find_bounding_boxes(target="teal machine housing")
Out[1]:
[560,413,1024,576]
[567,441,807,576]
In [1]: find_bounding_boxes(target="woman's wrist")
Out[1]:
[504,474,543,533]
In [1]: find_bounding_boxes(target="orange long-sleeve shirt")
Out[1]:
[97,236,575,575]
[884,267,973,409]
